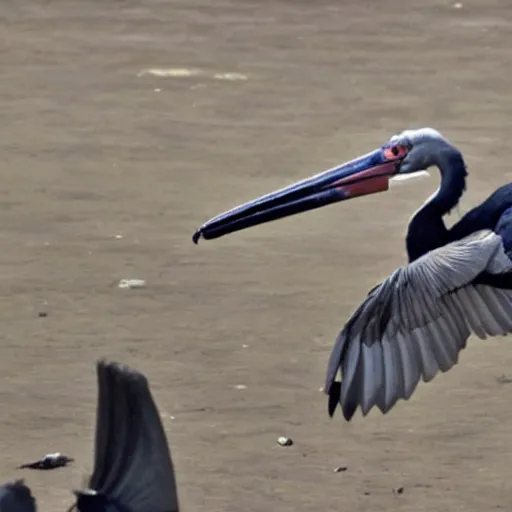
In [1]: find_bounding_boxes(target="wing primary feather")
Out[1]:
[359,342,384,416]
[410,330,439,383]
[340,337,363,421]
[471,286,512,334]
[380,338,403,413]
[325,231,512,421]
[395,332,421,400]
[423,321,454,372]
[324,330,349,395]
[73,359,180,512]
[453,288,488,338]
[480,287,512,331]
[327,381,341,418]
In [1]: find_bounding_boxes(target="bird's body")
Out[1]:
[193,127,512,422]
[325,130,512,421]
[408,180,512,264]
[451,184,512,285]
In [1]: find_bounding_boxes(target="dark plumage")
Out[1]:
[69,359,179,512]
[326,128,512,421]
[0,480,36,512]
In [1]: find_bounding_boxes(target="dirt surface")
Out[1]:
[1,0,512,510]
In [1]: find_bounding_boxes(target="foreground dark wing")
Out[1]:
[76,359,179,512]
[325,230,512,421]
[0,480,36,512]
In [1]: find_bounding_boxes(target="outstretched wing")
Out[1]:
[0,480,36,512]
[87,359,179,512]
[325,229,512,421]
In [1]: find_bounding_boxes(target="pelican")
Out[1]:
[193,127,512,421]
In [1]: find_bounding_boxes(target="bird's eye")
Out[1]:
[383,144,408,160]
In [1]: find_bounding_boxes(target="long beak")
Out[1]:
[193,148,400,244]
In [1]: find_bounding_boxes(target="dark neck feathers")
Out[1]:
[406,147,468,262]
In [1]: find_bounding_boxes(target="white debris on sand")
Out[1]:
[137,68,248,81]
[137,68,202,78]
[213,72,248,81]
[117,279,146,289]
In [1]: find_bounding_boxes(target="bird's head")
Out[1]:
[388,127,458,175]
[192,127,460,243]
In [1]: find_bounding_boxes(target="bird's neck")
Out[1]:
[406,148,467,262]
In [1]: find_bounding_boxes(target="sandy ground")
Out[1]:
[1,0,512,510]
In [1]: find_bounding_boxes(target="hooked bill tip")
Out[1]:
[192,229,202,245]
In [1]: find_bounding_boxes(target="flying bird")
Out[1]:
[193,127,512,421]
[0,480,36,512]
[69,359,180,512]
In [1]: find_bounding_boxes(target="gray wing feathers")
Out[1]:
[404,230,511,297]
[89,360,180,512]
[326,230,512,420]
[0,480,36,512]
